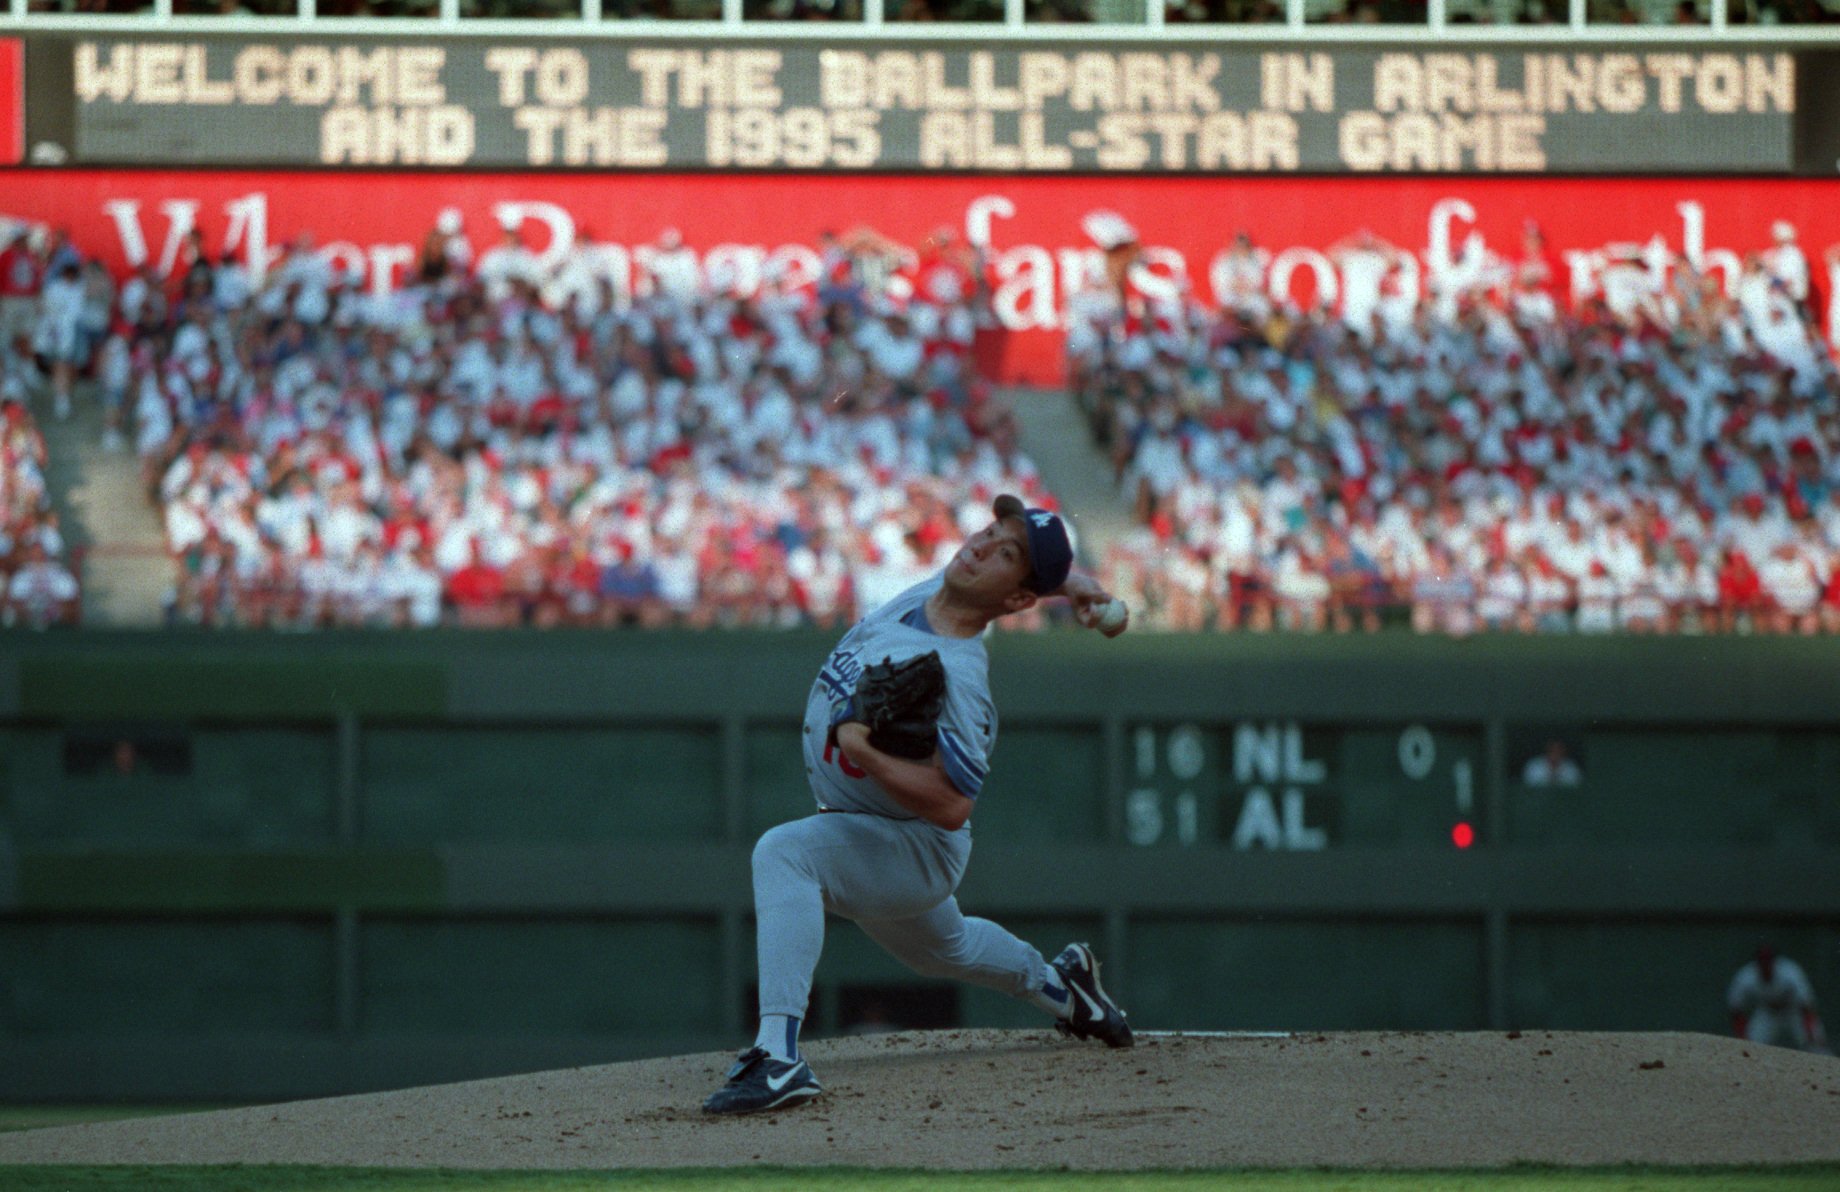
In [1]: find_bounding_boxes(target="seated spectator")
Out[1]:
[447,541,510,629]
[0,390,79,627]
[1758,538,1824,634]
[1573,561,1620,634]
[1411,547,1477,636]
[1271,537,1330,631]
[600,546,666,628]
[7,542,79,629]
[1475,551,1528,632]
[1716,549,1767,632]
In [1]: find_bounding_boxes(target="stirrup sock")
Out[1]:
[756,1014,801,1062]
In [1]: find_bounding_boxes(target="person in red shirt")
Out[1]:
[1715,548,1764,634]
[1822,564,1840,635]
[911,226,978,309]
[549,540,603,628]
[1516,221,1566,306]
[0,229,45,367]
[446,540,508,628]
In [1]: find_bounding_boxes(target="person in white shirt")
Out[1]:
[1476,555,1528,632]
[1757,539,1822,634]
[1615,553,1668,633]
[651,535,701,625]
[547,234,630,319]
[1729,946,1827,1053]
[318,487,381,562]
[212,251,252,311]
[33,262,86,420]
[1761,221,1809,305]
[788,527,853,629]
[1214,231,1270,320]
[6,543,79,628]
[1521,738,1582,787]
[475,221,543,306]
[642,228,702,308]
[857,309,924,386]
[1573,561,1619,633]
[1327,230,1397,341]
[93,334,136,453]
[275,232,335,297]
[1270,539,1329,632]
[391,543,446,628]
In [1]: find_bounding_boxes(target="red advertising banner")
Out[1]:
[2,170,1836,383]
[0,40,23,167]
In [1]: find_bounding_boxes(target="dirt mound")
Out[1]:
[1,1030,1836,1170]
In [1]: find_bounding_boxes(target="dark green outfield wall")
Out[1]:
[0,631,1836,1101]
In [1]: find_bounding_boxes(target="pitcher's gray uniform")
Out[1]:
[752,574,1052,1026]
[704,494,1132,1115]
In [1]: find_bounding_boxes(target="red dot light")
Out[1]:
[1451,822,1475,849]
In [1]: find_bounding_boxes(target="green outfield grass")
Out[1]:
[2,1169,1838,1192]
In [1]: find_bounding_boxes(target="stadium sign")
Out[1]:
[2,170,1835,385]
[15,35,1839,174]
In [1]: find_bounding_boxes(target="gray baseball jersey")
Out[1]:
[802,574,996,821]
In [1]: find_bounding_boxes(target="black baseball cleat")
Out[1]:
[701,1047,822,1115]
[1051,942,1135,1049]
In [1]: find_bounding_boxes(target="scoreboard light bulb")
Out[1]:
[1451,822,1475,849]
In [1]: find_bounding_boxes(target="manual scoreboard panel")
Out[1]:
[1121,720,1484,851]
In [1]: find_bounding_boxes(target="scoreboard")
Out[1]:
[14,35,1840,174]
[1123,720,1484,851]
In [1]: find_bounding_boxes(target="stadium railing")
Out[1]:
[9,0,1840,35]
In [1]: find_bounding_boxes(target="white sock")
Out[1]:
[1029,965,1071,1019]
[755,1014,800,1062]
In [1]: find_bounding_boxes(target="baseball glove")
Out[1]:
[830,651,948,760]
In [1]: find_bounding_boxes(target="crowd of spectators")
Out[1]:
[1073,216,1840,635]
[90,211,1051,629]
[14,196,1840,637]
[0,224,86,629]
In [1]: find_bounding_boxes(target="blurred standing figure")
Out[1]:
[1081,210,1141,303]
[476,216,541,305]
[1728,946,1828,1054]
[1760,221,1808,307]
[0,228,44,372]
[34,261,86,420]
[417,208,473,287]
[642,227,701,309]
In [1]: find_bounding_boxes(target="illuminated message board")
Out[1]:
[17,36,1833,173]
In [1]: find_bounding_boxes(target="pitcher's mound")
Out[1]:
[2,1030,1836,1170]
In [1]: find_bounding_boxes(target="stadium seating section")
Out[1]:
[3,211,1838,633]
[1075,225,1840,633]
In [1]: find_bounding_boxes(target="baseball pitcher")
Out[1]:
[704,494,1134,1115]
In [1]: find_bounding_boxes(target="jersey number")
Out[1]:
[823,739,868,779]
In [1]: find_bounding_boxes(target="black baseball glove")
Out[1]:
[830,651,948,761]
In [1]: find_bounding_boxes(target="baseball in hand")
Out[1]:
[1094,598,1129,637]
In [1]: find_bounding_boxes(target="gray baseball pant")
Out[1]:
[752,811,1051,1019]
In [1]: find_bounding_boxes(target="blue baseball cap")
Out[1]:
[993,494,1073,594]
